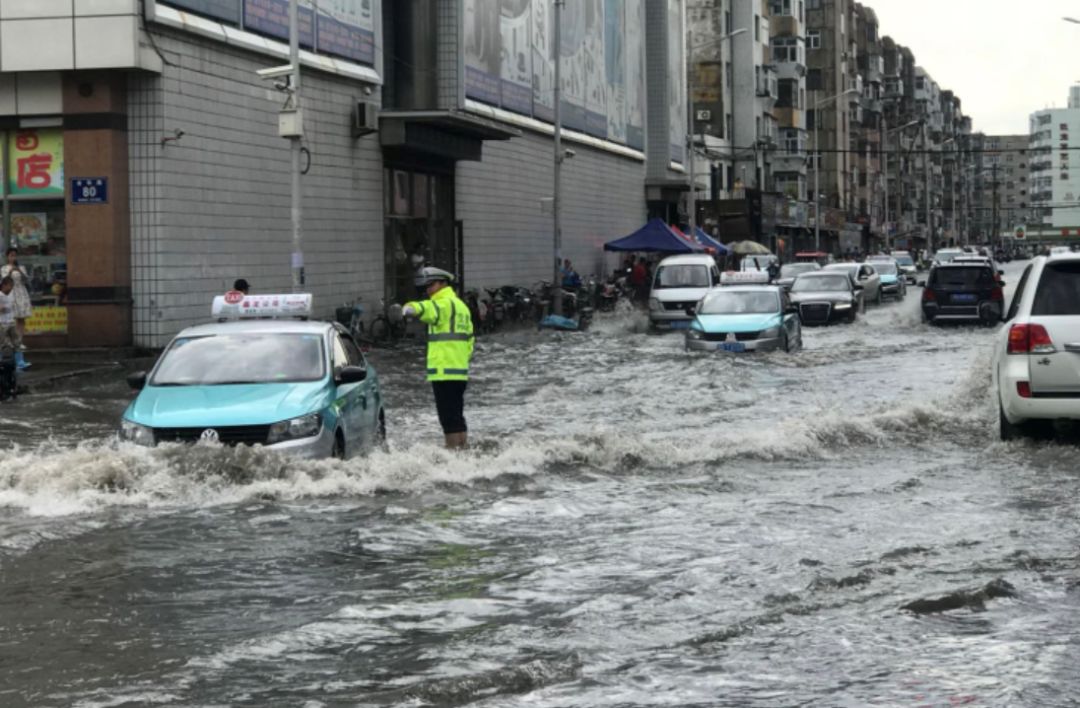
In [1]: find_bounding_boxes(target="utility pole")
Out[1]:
[687,29,696,236]
[882,112,889,252]
[923,122,932,255]
[992,163,1000,250]
[552,0,564,316]
[289,0,303,292]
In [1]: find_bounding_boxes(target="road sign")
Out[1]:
[71,177,108,204]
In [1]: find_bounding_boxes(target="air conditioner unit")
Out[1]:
[354,101,378,138]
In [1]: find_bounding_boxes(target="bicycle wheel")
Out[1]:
[370,316,391,344]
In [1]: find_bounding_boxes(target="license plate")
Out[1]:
[720,342,746,353]
[669,320,691,330]
[952,293,977,303]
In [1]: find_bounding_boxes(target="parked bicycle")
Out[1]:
[369,299,408,345]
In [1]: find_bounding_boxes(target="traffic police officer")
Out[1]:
[403,267,474,449]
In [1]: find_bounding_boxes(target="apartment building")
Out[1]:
[1029,85,1080,235]
[687,0,737,213]
[976,135,1029,242]
[769,0,808,202]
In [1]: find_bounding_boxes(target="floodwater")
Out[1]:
[2,260,1079,707]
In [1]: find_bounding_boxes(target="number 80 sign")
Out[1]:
[71,177,109,205]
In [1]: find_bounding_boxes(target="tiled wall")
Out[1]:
[128,28,383,348]
[0,0,143,72]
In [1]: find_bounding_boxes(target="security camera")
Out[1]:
[273,79,292,93]
[257,65,295,80]
[563,148,576,159]
[362,85,374,96]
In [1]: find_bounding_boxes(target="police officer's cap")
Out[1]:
[415,266,456,287]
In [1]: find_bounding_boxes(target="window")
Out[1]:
[771,36,802,64]
[2,129,68,337]
[769,0,793,16]
[807,68,823,91]
[807,0,821,7]
[754,14,760,41]
[781,128,803,154]
[807,30,821,49]
[777,79,797,108]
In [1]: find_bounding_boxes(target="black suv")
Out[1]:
[921,263,1005,325]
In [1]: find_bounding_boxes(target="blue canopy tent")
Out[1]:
[603,218,703,253]
[692,227,729,254]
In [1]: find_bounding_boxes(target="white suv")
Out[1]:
[992,253,1080,439]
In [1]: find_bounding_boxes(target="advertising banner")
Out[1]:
[8,129,64,197]
[160,0,241,23]
[315,0,376,65]
[243,0,315,49]
[668,0,686,164]
[467,0,649,151]
[25,306,68,336]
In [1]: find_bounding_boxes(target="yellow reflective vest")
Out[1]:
[405,286,474,381]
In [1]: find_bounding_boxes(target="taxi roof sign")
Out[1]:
[721,271,770,285]
[212,293,313,320]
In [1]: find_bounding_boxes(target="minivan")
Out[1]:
[648,254,722,330]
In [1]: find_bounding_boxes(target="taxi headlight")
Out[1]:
[120,419,155,447]
[268,413,322,444]
[687,328,704,340]
[760,326,781,338]
[649,298,662,312]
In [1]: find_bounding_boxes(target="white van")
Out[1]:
[648,254,722,330]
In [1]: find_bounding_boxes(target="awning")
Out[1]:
[380,110,519,162]
[604,219,704,253]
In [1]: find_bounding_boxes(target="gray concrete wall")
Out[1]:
[457,130,647,288]
[128,28,383,348]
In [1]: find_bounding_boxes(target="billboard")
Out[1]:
[159,0,375,66]
[464,0,651,151]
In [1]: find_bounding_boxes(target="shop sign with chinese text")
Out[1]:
[8,129,64,197]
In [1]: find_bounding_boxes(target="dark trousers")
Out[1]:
[432,380,468,434]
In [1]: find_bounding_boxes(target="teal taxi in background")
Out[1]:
[867,257,908,300]
[685,272,803,353]
[119,293,385,459]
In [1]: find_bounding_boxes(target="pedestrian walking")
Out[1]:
[1,248,32,370]
[402,267,475,450]
[630,257,648,303]
[0,276,20,400]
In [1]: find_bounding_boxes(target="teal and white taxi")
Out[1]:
[685,272,803,353]
[119,293,385,459]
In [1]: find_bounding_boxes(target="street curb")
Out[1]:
[22,363,126,392]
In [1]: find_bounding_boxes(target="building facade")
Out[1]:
[1,0,689,348]
[1029,86,1080,236]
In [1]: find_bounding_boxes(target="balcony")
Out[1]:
[772,107,803,129]
[861,95,882,114]
[770,15,802,38]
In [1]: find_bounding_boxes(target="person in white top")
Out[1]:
[0,277,17,400]
[1,248,32,369]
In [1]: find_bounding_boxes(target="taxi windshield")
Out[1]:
[792,275,850,292]
[892,255,914,266]
[151,333,326,386]
[700,291,779,315]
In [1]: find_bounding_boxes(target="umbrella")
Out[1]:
[727,240,772,256]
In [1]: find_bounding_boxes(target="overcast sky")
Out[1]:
[865,0,1078,136]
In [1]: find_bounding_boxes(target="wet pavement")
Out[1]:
[2,260,1080,707]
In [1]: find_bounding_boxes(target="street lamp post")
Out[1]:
[552,0,564,316]
[687,28,746,236]
[813,88,858,251]
[289,0,303,292]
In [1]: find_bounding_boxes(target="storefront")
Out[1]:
[0,128,69,341]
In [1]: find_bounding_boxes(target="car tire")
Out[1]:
[781,333,790,352]
[332,431,346,459]
[875,288,883,306]
[847,308,858,324]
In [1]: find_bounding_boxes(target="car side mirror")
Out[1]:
[854,284,865,291]
[785,304,798,314]
[336,365,368,384]
[127,371,148,391]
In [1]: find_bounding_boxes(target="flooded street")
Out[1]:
[3,261,1080,707]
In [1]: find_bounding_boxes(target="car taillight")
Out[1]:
[922,288,936,302]
[1017,381,1032,399]
[991,286,1004,301]
[1007,323,1056,355]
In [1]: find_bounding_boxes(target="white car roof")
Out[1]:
[1047,251,1080,262]
[709,284,781,293]
[657,254,715,266]
[175,319,335,339]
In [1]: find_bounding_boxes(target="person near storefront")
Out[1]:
[402,267,475,450]
[0,276,20,399]
[1,248,32,370]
